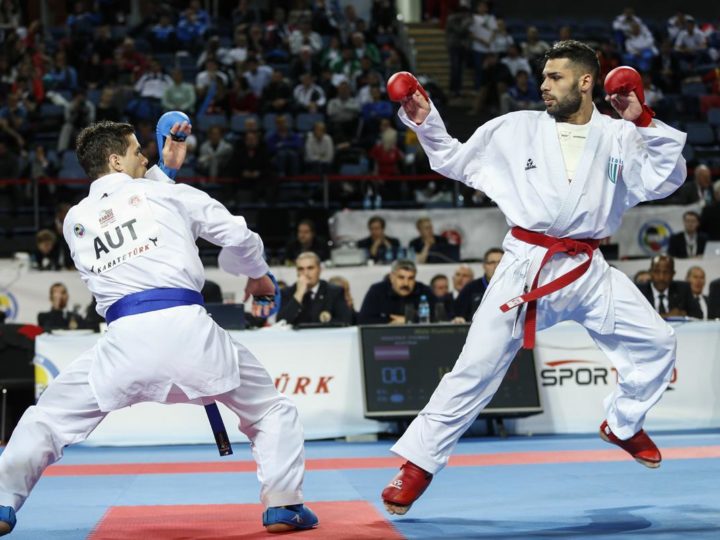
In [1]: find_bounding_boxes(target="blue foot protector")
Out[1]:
[262,504,318,530]
[0,506,16,536]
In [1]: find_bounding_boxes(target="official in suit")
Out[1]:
[667,211,707,258]
[670,164,713,206]
[429,273,454,321]
[637,255,703,319]
[277,252,352,326]
[453,248,504,321]
[36,283,85,331]
[686,266,709,320]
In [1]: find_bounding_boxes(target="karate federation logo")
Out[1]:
[607,157,623,184]
[73,223,85,238]
[0,289,18,321]
[638,220,672,255]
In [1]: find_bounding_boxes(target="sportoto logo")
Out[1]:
[541,359,610,386]
[0,289,18,321]
[638,220,672,255]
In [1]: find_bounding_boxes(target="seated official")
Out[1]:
[430,273,454,321]
[276,252,353,326]
[358,259,436,324]
[667,211,707,258]
[328,275,359,325]
[709,278,720,319]
[454,248,504,321]
[409,217,449,264]
[637,255,702,319]
[357,215,400,263]
[37,282,85,331]
[284,219,330,263]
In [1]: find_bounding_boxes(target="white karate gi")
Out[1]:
[0,167,306,511]
[391,105,687,474]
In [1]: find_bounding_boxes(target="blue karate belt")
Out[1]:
[104,287,232,457]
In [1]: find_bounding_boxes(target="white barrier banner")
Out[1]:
[330,204,699,259]
[511,321,720,434]
[34,327,385,445]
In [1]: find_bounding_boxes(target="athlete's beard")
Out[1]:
[546,85,582,122]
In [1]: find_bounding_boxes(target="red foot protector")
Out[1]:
[599,420,662,468]
[386,72,429,102]
[88,501,404,540]
[381,461,433,515]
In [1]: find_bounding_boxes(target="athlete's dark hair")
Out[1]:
[543,40,600,82]
[76,121,135,180]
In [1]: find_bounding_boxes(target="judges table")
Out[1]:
[34,321,720,446]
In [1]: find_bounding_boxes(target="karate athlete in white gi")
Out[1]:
[0,120,318,535]
[381,41,687,515]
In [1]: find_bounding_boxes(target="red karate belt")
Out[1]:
[500,227,600,349]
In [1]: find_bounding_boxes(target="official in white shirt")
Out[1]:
[0,121,317,535]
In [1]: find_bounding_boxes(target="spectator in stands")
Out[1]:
[95,87,122,122]
[490,18,513,56]
[46,50,78,92]
[197,36,227,71]
[31,229,62,271]
[470,1,496,91]
[339,5,363,44]
[265,114,302,176]
[261,69,292,114]
[162,69,196,113]
[500,44,531,78]
[242,55,273,98]
[499,69,543,114]
[471,52,513,115]
[445,5,472,98]
[284,219,330,263]
[328,275,358,325]
[623,21,658,72]
[113,37,148,84]
[228,76,259,114]
[633,270,652,286]
[430,273,454,321]
[352,32,381,67]
[700,180,720,240]
[246,23,266,58]
[359,259,437,324]
[612,7,644,46]
[637,255,702,318]
[667,12,692,41]
[326,79,360,139]
[176,0,210,51]
[196,58,230,98]
[149,13,176,53]
[674,17,708,62]
[369,127,404,177]
[228,130,271,202]
[668,210,707,258]
[360,85,393,144]
[224,28,249,68]
[28,145,59,185]
[558,25,572,41]
[50,88,95,153]
[357,72,387,106]
[651,39,682,93]
[134,58,173,102]
[49,202,73,269]
[290,45,322,80]
[232,0,262,27]
[452,264,474,299]
[597,40,622,84]
[277,252,352,326]
[408,217,448,264]
[304,121,334,174]
[293,72,326,113]
[330,46,362,84]
[672,164,714,206]
[357,215,400,263]
[641,73,664,110]
[197,125,232,179]
[0,91,30,149]
[521,26,550,71]
[289,18,322,56]
[453,247,504,322]
[37,282,85,331]
[686,266,709,320]
[709,278,720,319]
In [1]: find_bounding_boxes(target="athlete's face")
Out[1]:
[541,59,586,121]
[113,134,148,178]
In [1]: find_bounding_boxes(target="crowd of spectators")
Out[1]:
[1,1,719,330]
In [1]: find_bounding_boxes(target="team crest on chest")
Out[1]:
[607,157,623,184]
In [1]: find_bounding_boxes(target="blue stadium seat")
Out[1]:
[682,144,695,162]
[61,151,80,168]
[40,103,65,119]
[681,82,707,97]
[262,113,292,133]
[685,122,716,146]
[707,108,720,127]
[295,112,324,132]
[230,113,259,133]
